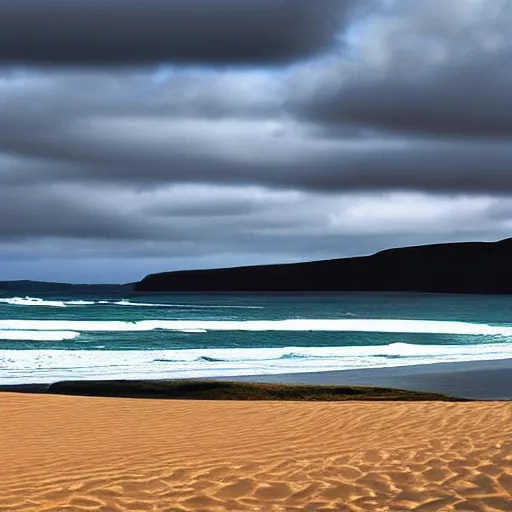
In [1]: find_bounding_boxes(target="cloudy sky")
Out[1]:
[1,0,512,283]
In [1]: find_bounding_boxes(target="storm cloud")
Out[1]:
[0,0,357,65]
[1,0,512,282]
[3,83,512,194]
[291,0,512,137]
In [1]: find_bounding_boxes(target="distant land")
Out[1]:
[136,238,512,294]
[0,280,134,295]
[3,238,512,295]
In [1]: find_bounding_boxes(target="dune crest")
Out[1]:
[0,394,510,511]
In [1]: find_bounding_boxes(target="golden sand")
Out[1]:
[0,393,510,511]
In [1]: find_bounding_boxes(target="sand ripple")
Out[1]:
[0,394,510,511]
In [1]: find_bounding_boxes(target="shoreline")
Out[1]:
[228,358,512,400]
[1,358,511,400]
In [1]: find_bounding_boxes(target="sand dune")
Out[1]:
[0,393,510,511]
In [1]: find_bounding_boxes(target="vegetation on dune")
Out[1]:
[46,380,467,401]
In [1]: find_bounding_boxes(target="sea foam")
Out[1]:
[0,318,511,336]
[0,331,79,341]
[0,297,67,307]
[0,296,261,309]
[113,300,262,309]
[0,341,511,384]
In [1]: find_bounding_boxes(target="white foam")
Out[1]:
[0,297,95,307]
[0,341,511,384]
[0,331,79,341]
[0,296,67,307]
[0,318,511,336]
[113,300,262,309]
[0,296,259,309]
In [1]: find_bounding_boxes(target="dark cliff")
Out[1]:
[135,238,512,294]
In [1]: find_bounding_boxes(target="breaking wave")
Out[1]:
[113,300,262,309]
[63,300,96,306]
[0,297,67,307]
[0,331,80,341]
[1,318,512,336]
[0,341,511,384]
[0,296,262,309]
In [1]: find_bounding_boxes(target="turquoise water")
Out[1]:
[1,292,512,383]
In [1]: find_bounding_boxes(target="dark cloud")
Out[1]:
[293,49,512,138]
[4,111,512,194]
[0,183,149,240]
[0,0,355,65]
[291,0,512,137]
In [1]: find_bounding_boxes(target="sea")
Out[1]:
[1,292,512,384]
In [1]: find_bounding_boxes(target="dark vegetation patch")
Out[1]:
[43,380,467,401]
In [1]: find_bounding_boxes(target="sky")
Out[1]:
[1,0,512,283]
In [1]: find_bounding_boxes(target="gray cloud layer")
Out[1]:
[294,50,512,137]
[1,0,512,282]
[0,0,354,65]
[291,0,512,137]
[3,89,512,194]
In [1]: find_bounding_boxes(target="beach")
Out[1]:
[1,293,512,510]
[231,358,512,400]
[1,391,511,511]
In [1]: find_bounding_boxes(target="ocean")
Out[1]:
[1,292,512,384]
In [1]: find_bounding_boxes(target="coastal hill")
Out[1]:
[136,237,512,293]
[0,280,134,294]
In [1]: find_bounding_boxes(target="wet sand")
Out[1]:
[230,358,512,400]
[0,393,511,511]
